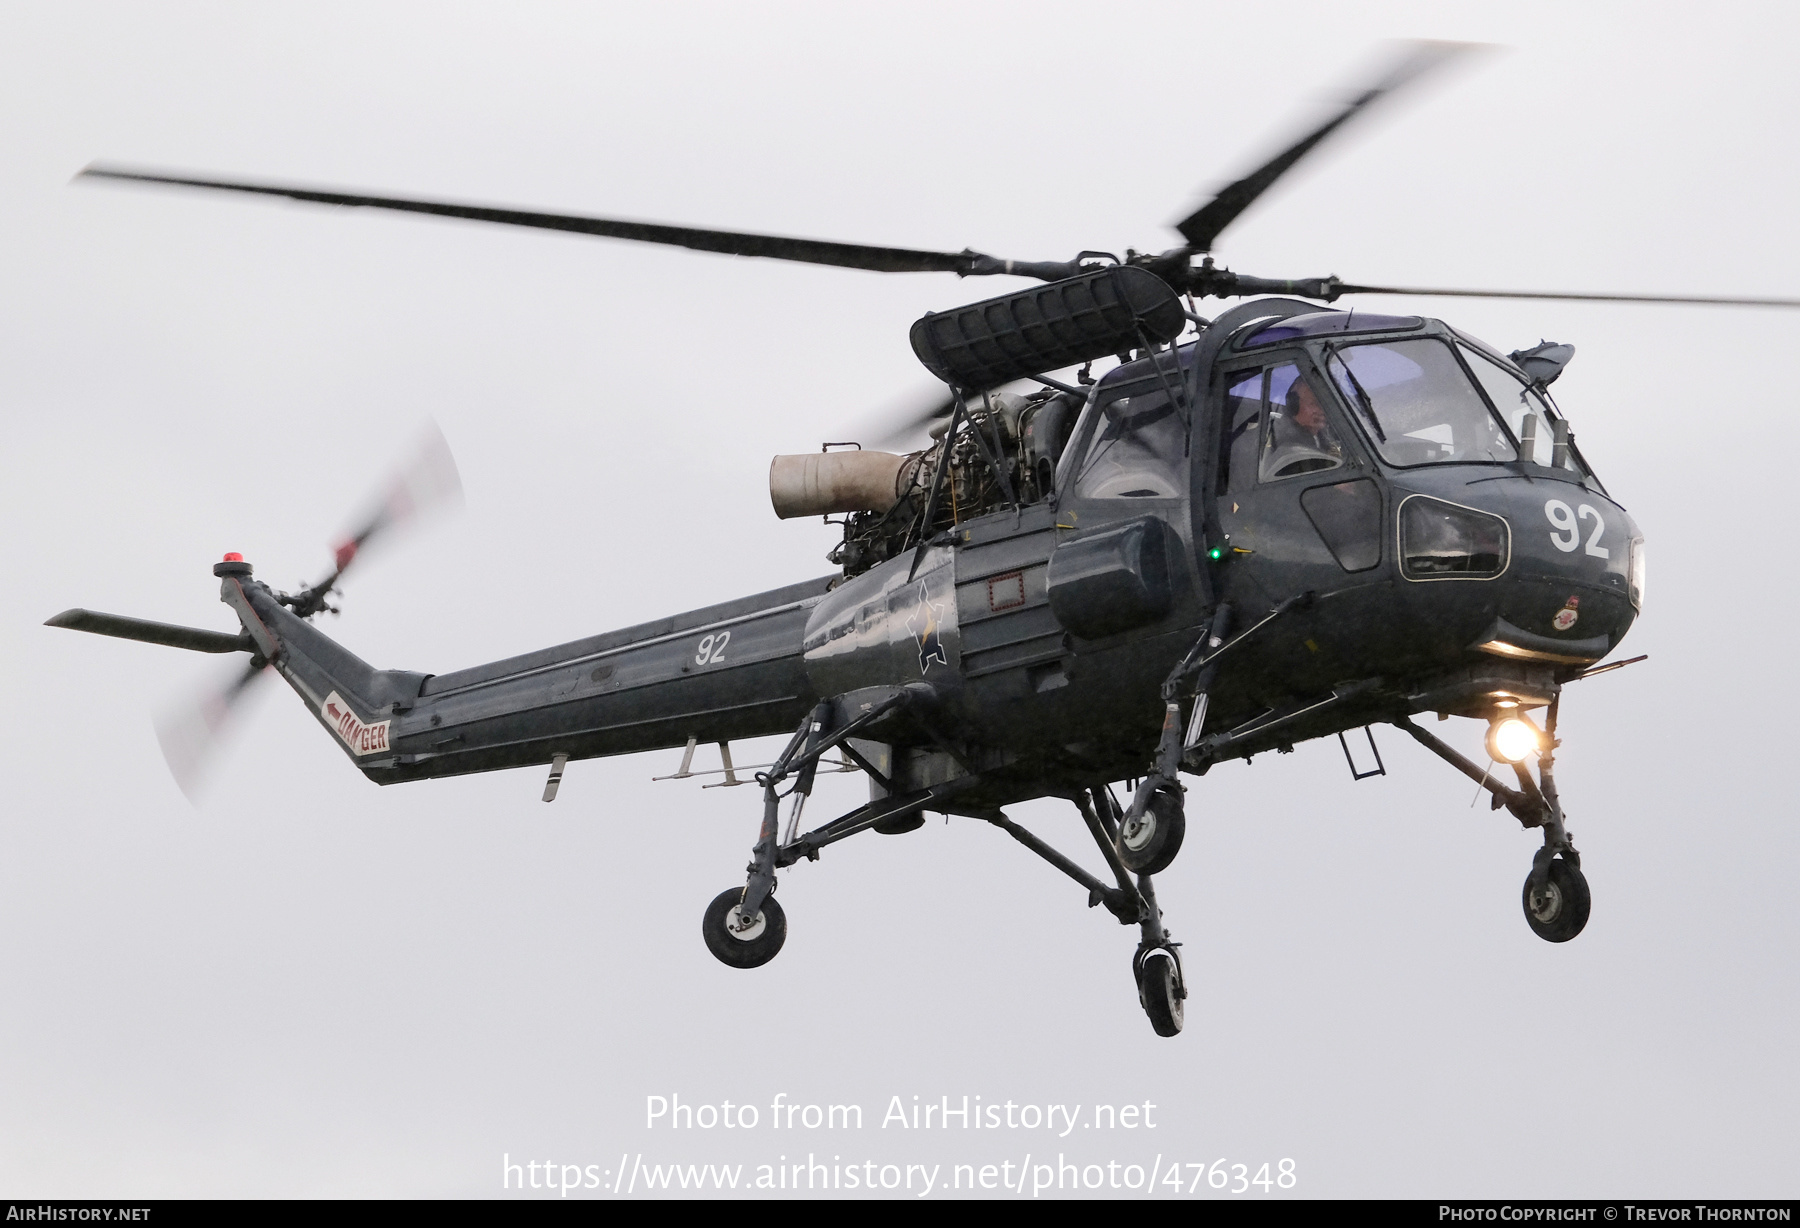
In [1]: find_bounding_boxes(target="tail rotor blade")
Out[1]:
[154,657,270,801]
[330,420,463,574]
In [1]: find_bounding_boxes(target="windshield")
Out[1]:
[1070,384,1188,499]
[1326,338,1515,467]
[1459,345,1592,479]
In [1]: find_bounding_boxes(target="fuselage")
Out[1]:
[257,299,1638,812]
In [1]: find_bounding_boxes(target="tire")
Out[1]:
[1521,857,1590,943]
[1137,949,1185,1037]
[702,888,788,969]
[1116,788,1185,876]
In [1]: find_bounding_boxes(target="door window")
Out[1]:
[1218,363,1346,495]
[1259,363,1346,481]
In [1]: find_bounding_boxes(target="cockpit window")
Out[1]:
[1326,338,1516,467]
[1259,363,1345,481]
[1460,346,1591,478]
[1219,363,1345,493]
[1071,384,1187,499]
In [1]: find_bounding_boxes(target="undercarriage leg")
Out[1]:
[700,704,828,970]
[741,701,830,920]
[1518,695,1590,942]
[1393,708,1591,944]
[1076,789,1146,918]
[1080,789,1185,1036]
[1131,871,1184,1037]
[983,809,1142,923]
[740,781,783,923]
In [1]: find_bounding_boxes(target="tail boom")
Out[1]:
[235,574,834,784]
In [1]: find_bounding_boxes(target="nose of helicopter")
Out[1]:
[1391,475,1641,664]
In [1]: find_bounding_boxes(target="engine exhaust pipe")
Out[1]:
[769,451,911,519]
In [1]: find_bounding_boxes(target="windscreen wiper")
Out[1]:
[1328,348,1388,443]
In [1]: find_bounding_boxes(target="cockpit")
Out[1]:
[1058,307,1601,510]
[1237,311,1599,487]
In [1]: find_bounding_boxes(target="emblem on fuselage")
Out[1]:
[904,581,949,673]
[1552,596,1580,633]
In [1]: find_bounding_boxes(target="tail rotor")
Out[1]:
[49,421,463,799]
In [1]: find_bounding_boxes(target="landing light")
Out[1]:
[1486,716,1542,763]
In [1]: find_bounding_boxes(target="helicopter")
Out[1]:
[45,42,1800,1037]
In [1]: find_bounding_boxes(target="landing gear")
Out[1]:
[699,692,1198,1034]
[1522,854,1589,943]
[1116,786,1185,875]
[1134,943,1186,1037]
[702,888,787,968]
[1395,689,1598,945]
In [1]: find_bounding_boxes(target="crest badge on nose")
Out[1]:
[1552,596,1580,632]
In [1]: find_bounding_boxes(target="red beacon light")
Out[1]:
[213,551,252,578]
[222,552,244,562]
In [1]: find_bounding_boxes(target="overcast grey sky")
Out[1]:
[2,0,1796,1199]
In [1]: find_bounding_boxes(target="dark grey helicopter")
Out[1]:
[50,43,1791,1035]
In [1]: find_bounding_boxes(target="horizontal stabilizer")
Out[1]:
[46,608,253,654]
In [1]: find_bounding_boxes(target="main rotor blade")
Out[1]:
[79,164,990,276]
[1174,40,1477,252]
[857,384,960,452]
[1334,283,1800,309]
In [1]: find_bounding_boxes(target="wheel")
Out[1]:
[702,888,787,968]
[1116,788,1185,875]
[1136,948,1185,1037]
[1521,857,1590,943]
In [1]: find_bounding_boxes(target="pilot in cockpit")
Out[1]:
[1261,376,1344,479]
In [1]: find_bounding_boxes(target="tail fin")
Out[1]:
[46,608,252,654]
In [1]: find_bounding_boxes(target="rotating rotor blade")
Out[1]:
[280,420,462,621]
[156,424,464,795]
[855,375,1084,451]
[154,656,271,801]
[1174,40,1478,252]
[79,164,1037,277]
[1331,282,1800,309]
[328,419,463,575]
[857,384,962,451]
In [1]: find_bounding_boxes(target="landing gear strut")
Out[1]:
[1083,789,1188,1036]
[1395,691,1592,944]
[1515,696,1590,942]
[699,689,930,971]
[696,690,1191,1035]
